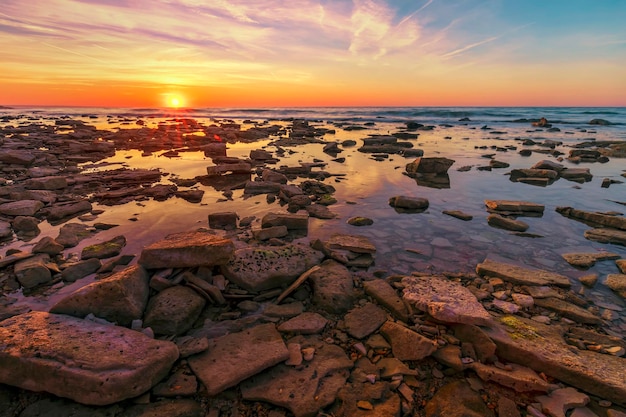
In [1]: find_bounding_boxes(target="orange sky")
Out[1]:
[1,0,625,108]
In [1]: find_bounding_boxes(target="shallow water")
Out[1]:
[2,106,625,329]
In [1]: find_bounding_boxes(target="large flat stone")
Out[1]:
[363,279,409,322]
[485,200,545,215]
[379,320,437,361]
[476,259,571,287]
[241,339,353,417]
[325,233,376,254]
[584,228,626,246]
[50,265,149,326]
[310,259,356,314]
[138,231,234,269]
[402,275,493,326]
[557,207,626,231]
[0,200,44,216]
[222,244,324,292]
[0,311,178,405]
[534,297,601,324]
[561,252,620,269]
[187,323,289,396]
[484,316,626,406]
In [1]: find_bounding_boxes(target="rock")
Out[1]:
[261,212,309,230]
[61,258,102,282]
[310,260,356,314]
[476,259,571,287]
[81,235,126,260]
[14,253,52,289]
[50,265,150,326]
[305,204,337,219]
[443,210,473,221]
[0,220,12,239]
[485,316,626,406]
[363,279,409,322]
[277,312,329,335]
[556,206,626,231]
[56,223,96,248]
[45,200,93,222]
[222,244,324,292]
[143,286,206,335]
[561,252,620,269]
[24,175,67,190]
[122,399,203,417]
[579,274,598,287]
[187,323,289,396]
[424,380,495,417]
[531,159,565,171]
[11,216,40,235]
[253,225,288,241]
[206,162,252,176]
[0,200,44,216]
[402,275,493,326]
[379,321,437,361]
[589,118,612,125]
[32,236,64,255]
[208,212,238,229]
[344,302,388,339]
[487,214,529,232]
[241,339,353,417]
[584,228,626,246]
[347,216,373,226]
[561,168,593,182]
[617,259,626,273]
[484,200,545,215]
[326,233,376,253]
[0,311,178,406]
[534,297,601,324]
[452,324,497,363]
[509,168,558,183]
[406,157,455,174]
[471,362,549,392]
[388,195,429,211]
[497,397,521,417]
[244,180,282,195]
[0,150,36,165]
[536,387,589,417]
[262,301,304,318]
[139,231,234,269]
[605,274,626,298]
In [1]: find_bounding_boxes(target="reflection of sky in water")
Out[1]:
[4,114,626,316]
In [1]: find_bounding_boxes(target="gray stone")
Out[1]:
[363,279,409,322]
[344,302,387,339]
[61,258,102,282]
[50,265,149,326]
[139,231,234,269]
[561,168,593,182]
[310,259,356,314]
[424,380,494,417]
[0,200,44,216]
[241,339,353,417]
[222,244,324,292]
[0,311,178,406]
[402,275,493,326]
[485,316,626,406]
[305,204,337,219]
[187,323,289,396]
[277,312,329,334]
[476,259,571,287]
[379,320,437,361]
[143,286,206,335]
[14,253,52,289]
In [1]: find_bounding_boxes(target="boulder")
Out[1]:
[484,200,544,215]
[138,231,234,269]
[476,259,571,287]
[81,235,126,260]
[221,244,324,292]
[0,200,44,217]
[310,259,357,314]
[24,176,67,190]
[187,323,289,396]
[406,157,455,174]
[363,279,409,322]
[45,200,93,222]
[14,253,52,289]
[560,168,593,182]
[143,286,206,335]
[244,181,282,195]
[402,275,493,326]
[379,321,437,361]
[241,339,353,417]
[531,159,565,171]
[56,223,96,248]
[32,236,64,255]
[261,212,309,230]
[61,258,102,282]
[0,311,178,405]
[0,220,12,239]
[208,212,238,230]
[388,195,429,211]
[50,265,150,326]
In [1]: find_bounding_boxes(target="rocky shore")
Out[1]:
[0,113,625,417]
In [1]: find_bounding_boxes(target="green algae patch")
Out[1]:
[500,315,541,341]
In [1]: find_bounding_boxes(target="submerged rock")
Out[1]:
[139,231,234,269]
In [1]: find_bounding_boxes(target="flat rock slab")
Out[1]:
[50,265,149,326]
[241,339,353,417]
[187,323,289,396]
[310,260,356,314]
[561,252,620,269]
[402,275,493,326]
[325,233,376,254]
[485,200,545,215]
[0,200,44,216]
[277,312,329,335]
[534,297,601,324]
[471,362,549,392]
[363,279,409,322]
[344,302,387,339]
[484,315,626,406]
[557,206,626,231]
[584,228,626,246]
[379,320,437,361]
[138,231,234,269]
[476,259,571,287]
[487,214,529,232]
[605,274,626,298]
[222,244,324,292]
[0,311,178,406]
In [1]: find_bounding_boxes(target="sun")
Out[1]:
[164,94,185,108]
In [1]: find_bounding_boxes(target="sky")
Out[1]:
[1,0,625,108]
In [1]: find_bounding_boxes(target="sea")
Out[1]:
[2,106,626,324]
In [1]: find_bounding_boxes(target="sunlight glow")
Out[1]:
[165,94,185,108]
